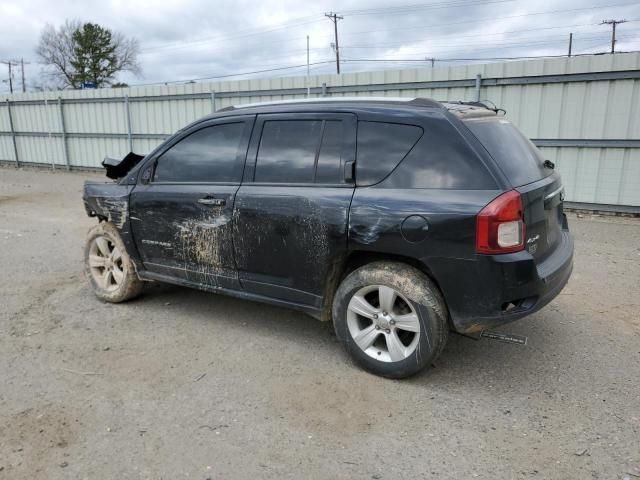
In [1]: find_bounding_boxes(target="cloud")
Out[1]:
[1,0,639,93]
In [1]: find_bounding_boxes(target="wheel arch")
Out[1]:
[319,249,449,324]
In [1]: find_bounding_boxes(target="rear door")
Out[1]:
[233,113,356,307]
[130,116,254,288]
[464,117,565,261]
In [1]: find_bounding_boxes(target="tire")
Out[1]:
[332,261,449,379]
[84,221,143,303]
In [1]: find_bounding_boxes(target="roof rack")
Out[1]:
[219,96,442,112]
[444,100,506,115]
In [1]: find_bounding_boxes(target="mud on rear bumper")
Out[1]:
[433,230,574,335]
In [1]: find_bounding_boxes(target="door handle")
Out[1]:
[198,197,226,206]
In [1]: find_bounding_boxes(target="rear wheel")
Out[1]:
[84,222,143,303]
[332,261,448,378]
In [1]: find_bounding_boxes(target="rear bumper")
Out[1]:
[431,229,574,335]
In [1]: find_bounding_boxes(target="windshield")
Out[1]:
[464,117,550,187]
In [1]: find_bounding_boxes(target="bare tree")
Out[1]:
[36,20,141,89]
[36,20,79,89]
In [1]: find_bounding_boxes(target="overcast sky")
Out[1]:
[1,0,639,93]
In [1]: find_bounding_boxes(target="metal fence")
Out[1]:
[1,52,640,210]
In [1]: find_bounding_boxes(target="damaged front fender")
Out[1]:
[83,181,133,229]
[83,181,142,269]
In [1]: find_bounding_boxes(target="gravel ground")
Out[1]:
[1,166,639,480]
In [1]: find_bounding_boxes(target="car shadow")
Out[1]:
[137,282,335,339]
[134,282,566,387]
[407,311,569,390]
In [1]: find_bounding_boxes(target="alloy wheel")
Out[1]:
[88,235,125,292]
[346,285,421,362]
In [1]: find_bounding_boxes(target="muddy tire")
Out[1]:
[332,261,449,379]
[84,221,143,303]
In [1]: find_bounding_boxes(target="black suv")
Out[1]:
[83,97,573,378]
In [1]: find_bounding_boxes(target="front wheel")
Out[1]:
[84,222,143,303]
[332,261,449,378]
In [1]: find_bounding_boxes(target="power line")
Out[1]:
[138,3,639,58]
[334,2,640,40]
[130,60,336,86]
[138,19,637,63]
[141,16,325,53]
[340,33,633,51]
[339,33,639,64]
[338,0,515,16]
[342,51,640,63]
[12,3,636,89]
[340,25,639,48]
[131,49,640,88]
[185,61,334,82]
[211,30,638,66]
[138,1,501,54]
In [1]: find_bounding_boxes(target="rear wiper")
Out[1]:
[543,160,555,170]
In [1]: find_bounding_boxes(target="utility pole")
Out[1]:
[568,33,573,57]
[325,12,343,74]
[1,60,18,93]
[601,19,628,54]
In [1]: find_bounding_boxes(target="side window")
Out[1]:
[153,123,245,183]
[254,119,346,184]
[255,120,321,183]
[356,122,423,186]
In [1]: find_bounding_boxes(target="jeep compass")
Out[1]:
[83,97,573,378]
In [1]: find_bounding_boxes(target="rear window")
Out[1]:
[356,122,423,186]
[464,118,550,186]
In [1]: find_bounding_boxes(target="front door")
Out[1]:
[130,116,254,289]
[233,113,356,307]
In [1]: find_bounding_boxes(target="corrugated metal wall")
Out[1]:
[1,52,639,209]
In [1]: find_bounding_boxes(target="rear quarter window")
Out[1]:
[356,122,423,186]
[382,115,498,189]
[464,117,550,187]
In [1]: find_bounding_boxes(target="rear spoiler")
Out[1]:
[102,152,145,180]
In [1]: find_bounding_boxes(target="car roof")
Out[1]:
[207,97,499,119]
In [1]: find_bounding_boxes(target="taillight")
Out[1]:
[476,190,525,254]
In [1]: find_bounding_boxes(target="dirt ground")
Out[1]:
[1,166,639,480]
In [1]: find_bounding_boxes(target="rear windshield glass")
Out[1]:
[464,118,550,186]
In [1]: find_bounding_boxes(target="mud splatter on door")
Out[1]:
[129,183,240,289]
